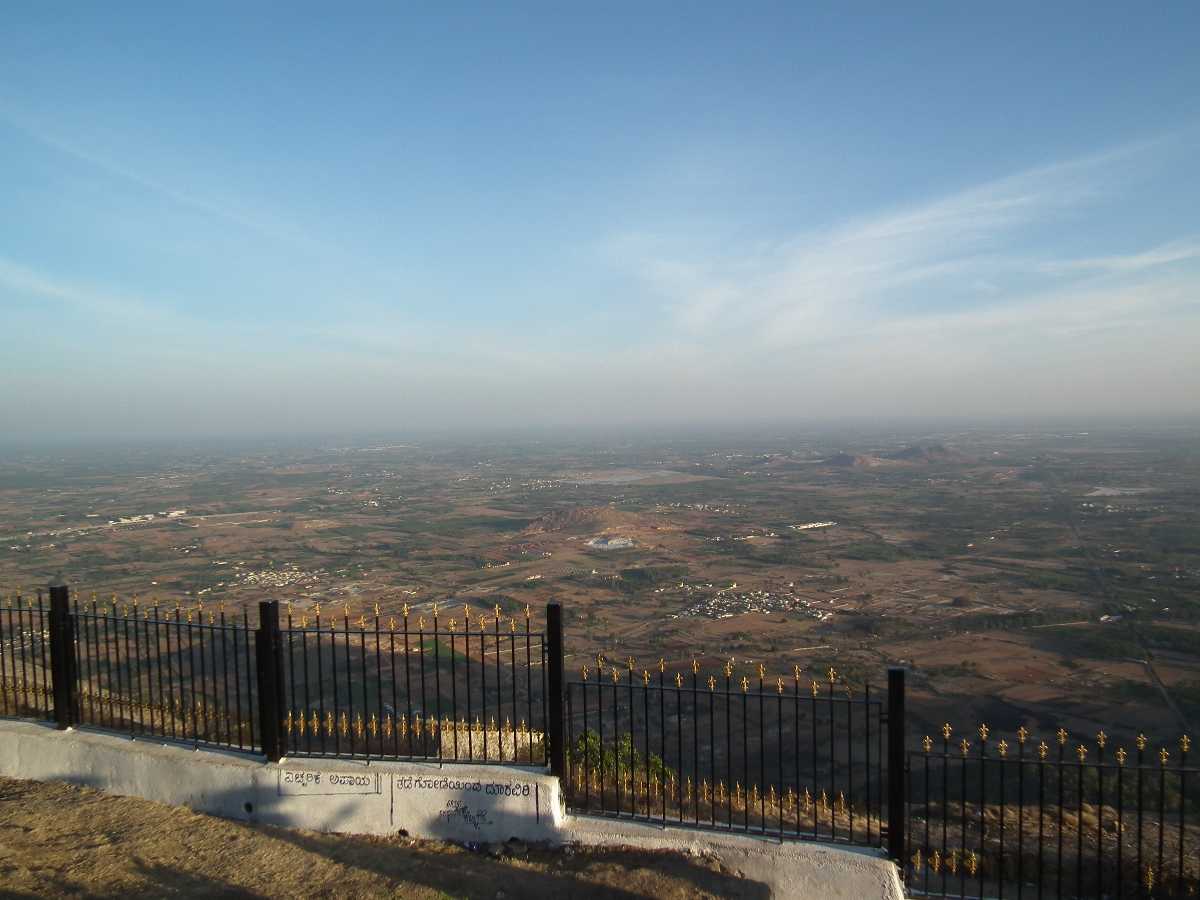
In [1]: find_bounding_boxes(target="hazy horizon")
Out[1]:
[4,4,1199,437]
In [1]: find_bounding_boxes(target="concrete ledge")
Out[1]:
[0,719,904,899]
[0,720,561,843]
[567,815,904,900]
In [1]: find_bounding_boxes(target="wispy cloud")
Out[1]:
[607,138,1190,349]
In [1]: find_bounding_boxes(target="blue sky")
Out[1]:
[2,3,1199,435]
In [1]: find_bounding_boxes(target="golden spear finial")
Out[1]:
[1097,730,1107,749]
[943,723,953,740]
[1039,741,1049,760]
[978,723,989,741]
[1116,746,1128,765]
[1057,727,1068,745]
[1017,725,1028,744]
[1182,735,1191,754]
[1137,733,1148,751]
[923,735,933,753]
[960,738,971,756]
[1077,744,1087,762]
[708,675,716,691]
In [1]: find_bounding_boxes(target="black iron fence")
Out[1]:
[563,659,886,847]
[278,603,547,764]
[3,584,1197,899]
[71,594,259,753]
[905,725,1198,899]
[0,592,52,720]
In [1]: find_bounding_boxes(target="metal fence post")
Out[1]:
[546,602,565,779]
[47,581,77,730]
[256,600,284,761]
[887,666,907,864]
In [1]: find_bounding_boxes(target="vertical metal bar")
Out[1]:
[389,619,398,758]
[524,609,533,760]
[494,612,501,761]
[1117,749,1124,900]
[643,670,650,818]
[659,662,666,823]
[47,584,74,729]
[1000,744,1006,900]
[375,614,384,761]
[759,671,766,832]
[1097,738,1106,900]
[829,675,836,841]
[478,614,486,761]
[450,624,458,760]
[728,664,734,831]
[1037,742,1045,900]
[511,622,518,762]
[777,680,784,839]
[196,608,209,742]
[613,672,621,816]
[961,745,968,900]
[887,667,906,863]
[864,681,872,845]
[418,614,427,758]
[345,613,355,757]
[793,675,801,836]
[403,608,412,757]
[811,681,817,838]
[1138,740,1145,900]
[316,609,326,755]
[255,600,283,762]
[847,686,854,844]
[465,612,473,760]
[546,602,565,780]
[164,605,176,740]
[924,745,931,893]
[943,725,950,898]
[582,673,590,812]
[693,663,700,826]
[39,591,53,718]
[599,674,606,815]
[299,616,309,754]
[1058,738,1066,900]
[1157,746,1166,894]
[243,607,255,751]
[980,733,987,900]
[1017,733,1025,900]
[359,618,368,759]
[742,678,749,831]
[1076,749,1085,900]
[1177,742,1187,898]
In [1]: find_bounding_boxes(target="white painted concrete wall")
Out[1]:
[0,720,904,900]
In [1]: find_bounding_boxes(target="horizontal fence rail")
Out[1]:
[71,595,260,753]
[0,592,53,720]
[279,604,547,765]
[906,726,1198,900]
[564,660,885,847]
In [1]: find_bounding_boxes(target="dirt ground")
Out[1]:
[0,777,765,899]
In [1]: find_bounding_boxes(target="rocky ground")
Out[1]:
[0,776,766,898]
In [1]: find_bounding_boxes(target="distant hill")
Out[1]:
[823,452,895,469]
[883,443,962,463]
[522,505,639,536]
[823,444,962,469]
